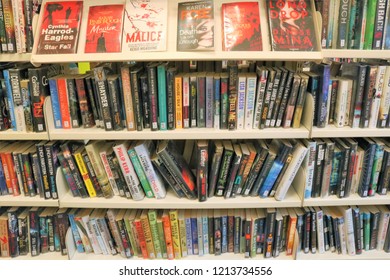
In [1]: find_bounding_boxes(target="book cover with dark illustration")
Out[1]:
[267,0,318,51]
[36,1,83,54]
[221,1,262,51]
[177,0,214,51]
[85,4,124,53]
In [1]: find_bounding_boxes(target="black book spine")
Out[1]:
[263,211,276,258]
[227,63,238,130]
[28,67,49,132]
[29,209,41,256]
[310,208,317,254]
[352,208,363,254]
[197,73,206,128]
[250,153,275,197]
[139,73,151,129]
[224,148,242,199]
[312,142,325,198]
[358,142,376,197]
[66,78,80,128]
[215,149,234,197]
[377,150,390,194]
[242,149,268,196]
[266,68,282,127]
[333,217,341,254]
[75,77,95,128]
[270,68,288,127]
[7,209,19,257]
[17,213,28,255]
[44,143,58,199]
[190,74,197,127]
[276,70,294,127]
[36,143,51,199]
[233,215,241,254]
[361,66,377,128]
[147,64,159,131]
[196,143,208,202]
[84,77,101,128]
[167,68,176,130]
[369,211,380,250]
[94,68,113,131]
[107,77,125,131]
[106,153,127,198]
[130,69,143,131]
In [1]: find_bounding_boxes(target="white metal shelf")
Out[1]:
[296,250,390,260]
[58,187,302,209]
[310,125,390,138]
[0,129,49,140]
[322,49,390,59]
[0,195,59,207]
[302,193,390,207]
[48,126,310,140]
[2,252,68,260]
[0,53,31,62]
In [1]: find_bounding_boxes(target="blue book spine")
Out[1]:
[191,217,198,255]
[157,64,167,130]
[214,76,221,129]
[185,218,193,255]
[0,161,8,195]
[68,213,84,253]
[312,64,331,128]
[221,214,228,253]
[48,79,62,129]
[359,144,377,197]
[202,216,209,255]
[258,159,284,198]
[3,70,16,130]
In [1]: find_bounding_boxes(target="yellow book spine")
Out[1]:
[74,152,96,197]
[169,209,181,259]
[175,75,183,129]
[141,212,156,259]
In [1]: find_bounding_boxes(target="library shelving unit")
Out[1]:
[0,53,31,63]
[2,0,390,261]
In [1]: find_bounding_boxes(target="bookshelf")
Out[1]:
[1,0,390,262]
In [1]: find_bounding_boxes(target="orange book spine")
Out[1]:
[286,216,297,255]
[5,152,19,195]
[0,153,13,194]
[0,219,10,257]
[56,78,71,129]
[120,67,135,131]
[162,214,174,260]
[133,219,148,259]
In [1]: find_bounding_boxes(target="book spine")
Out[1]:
[57,154,79,198]
[189,74,197,127]
[372,0,387,49]
[220,74,229,129]
[205,75,214,128]
[56,78,71,129]
[167,68,176,130]
[363,0,378,49]
[49,82,63,129]
[82,152,103,197]
[236,74,246,130]
[157,64,167,130]
[128,148,154,198]
[120,67,135,131]
[182,75,190,128]
[74,152,97,198]
[146,64,159,131]
[113,144,144,201]
[0,0,8,52]
[254,70,268,129]
[215,149,233,197]
[197,144,208,202]
[227,64,238,130]
[8,69,25,131]
[75,78,94,128]
[174,75,183,129]
[267,70,281,127]
[107,77,124,131]
[66,78,80,128]
[139,73,150,129]
[130,70,143,131]
[283,75,301,128]
[2,0,15,52]
[169,210,181,259]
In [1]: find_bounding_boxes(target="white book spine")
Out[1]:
[304,141,316,199]
[245,75,257,129]
[315,208,325,254]
[344,80,353,126]
[134,143,167,199]
[325,82,332,126]
[377,212,390,250]
[17,0,26,53]
[82,216,102,255]
[11,0,22,53]
[99,151,119,196]
[237,75,246,130]
[113,144,145,201]
[185,218,193,255]
[343,207,356,256]
[90,218,109,255]
[202,215,209,255]
[378,66,390,127]
[369,65,386,128]
[335,79,348,128]
[337,217,347,255]
[274,143,308,201]
[197,214,203,256]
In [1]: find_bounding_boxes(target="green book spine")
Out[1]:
[148,210,163,258]
[157,218,167,259]
[363,0,378,49]
[128,148,154,198]
[123,217,141,257]
[157,63,168,130]
[363,212,371,251]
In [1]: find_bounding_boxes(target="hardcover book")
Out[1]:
[122,0,167,52]
[221,1,262,51]
[177,0,214,51]
[267,0,319,51]
[36,1,83,54]
[84,4,124,53]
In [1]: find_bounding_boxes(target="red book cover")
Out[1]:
[84,4,124,53]
[267,0,319,51]
[221,2,262,51]
[36,1,83,54]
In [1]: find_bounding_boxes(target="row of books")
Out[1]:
[34,0,320,55]
[0,62,61,133]
[315,0,390,50]
[298,205,390,255]
[48,60,308,132]
[0,0,39,54]
[0,206,68,258]
[0,140,59,199]
[302,137,390,200]
[57,138,308,202]
[311,60,390,129]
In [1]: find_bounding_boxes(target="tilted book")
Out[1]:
[122,0,167,52]
[36,1,83,54]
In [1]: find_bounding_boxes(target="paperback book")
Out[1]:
[36,1,83,54]
[84,4,124,53]
[267,0,319,51]
[122,0,168,52]
[177,0,214,51]
[221,1,262,51]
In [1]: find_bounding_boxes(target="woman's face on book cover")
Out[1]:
[279,0,304,35]
[196,19,214,48]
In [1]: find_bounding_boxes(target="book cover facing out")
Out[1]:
[84,4,124,53]
[267,0,318,51]
[122,0,167,52]
[177,0,214,51]
[36,1,83,54]
[221,1,262,51]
